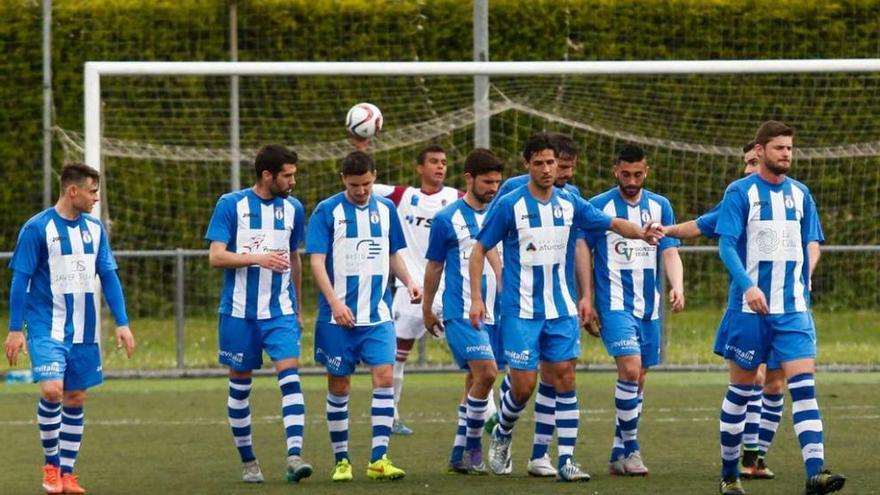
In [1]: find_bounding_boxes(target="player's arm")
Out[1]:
[610,217,663,245]
[291,250,303,317]
[390,252,422,304]
[422,260,444,336]
[309,253,355,328]
[662,247,685,312]
[208,241,289,272]
[5,270,30,365]
[663,220,702,239]
[716,187,768,314]
[98,269,135,358]
[486,247,502,291]
[468,242,489,329]
[807,242,821,287]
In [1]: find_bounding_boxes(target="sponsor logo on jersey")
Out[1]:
[466,344,493,354]
[404,215,433,227]
[725,344,756,365]
[316,347,343,370]
[354,239,383,260]
[219,350,245,364]
[241,233,266,253]
[525,242,537,252]
[754,229,780,254]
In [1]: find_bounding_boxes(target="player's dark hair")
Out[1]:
[417,144,446,165]
[549,133,578,159]
[341,151,377,176]
[522,132,557,162]
[616,143,646,164]
[464,148,504,177]
[254,144,297,179]
[60,163,100,189]
[742,140,757,154]
[754,120,795,146]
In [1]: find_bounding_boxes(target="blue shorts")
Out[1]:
[713,310,782,370]
[484,322,507,371]
[218,314,301,371]
[314,321,396,376]
[714,310,815,371]
[28,336,103,391]
[500,315,580,370]
[445,319,496,370]
[599,311,662,368]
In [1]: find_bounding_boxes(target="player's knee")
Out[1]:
[41,383,64,403]
[63,390,87,408]
[372,366,394,388]
[472,367,497,392]
[327,375,351,396]
[229,369,252,380]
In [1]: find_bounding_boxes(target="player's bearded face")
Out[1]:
[269,164,297,198]
[615,160,648,199]
[71,179,100,214]
[471,171,501,204]
[761,136,793,175]
[555,155,575,187]
[527,149,557,189]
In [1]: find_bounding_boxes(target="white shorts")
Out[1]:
[392,288,441,340]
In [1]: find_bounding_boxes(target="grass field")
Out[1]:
[1,372,878,494]
[2,309,878,373]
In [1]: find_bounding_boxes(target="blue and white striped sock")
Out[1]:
[370,387,395,462]
[610,419,625,462]
[465,395,488,451]
[497,389,526,439]
[37,399,62,466]
[530,382,556,460]
[228,377,255,462]
[499,373,511,398]
[59,406,84,474]
[757,392,784,457]
[326,392,350,463]
[555,390,578,469]
[789,374,824,477]
[720,384,752,478]
[278,368,305,457]
[743,385,763,451]
[450,403,467,462]
[616,380,641,456]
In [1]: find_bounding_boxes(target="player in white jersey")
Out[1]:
[206,145,313,484]
[584,144,684,477]
[307,151,422,482]
[470,133,663,481]
[423,149,504,474]
[6,163,136,495]
[713,121,844,495]
[372,145,462,435]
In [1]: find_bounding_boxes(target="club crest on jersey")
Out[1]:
[553,205,563,219]
[81,231,93,244]
[784,195,795,209]
[410,195,419,206]
[441,199,448,206]
[370,212,380,224]
[274,207,283,220]
[640,210,652,225]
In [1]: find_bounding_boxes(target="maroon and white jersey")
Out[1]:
[373,184,463,287]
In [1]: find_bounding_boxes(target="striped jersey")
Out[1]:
[305,192,406,325]
[205,189,306,320]
[493,174,583,203]
[477,186,612,319]
[425,198,497,324]
[696,202,721,239]
[715,174,824,314]
[9,208,117,343]
[586,187,680,320]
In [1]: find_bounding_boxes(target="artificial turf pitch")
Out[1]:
[1,371,877,495]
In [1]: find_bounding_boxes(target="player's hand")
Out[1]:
[257,252,290,273]
[408,285,423,304]
[469,298,486,330]
[423,311,444,338]
[744,286,769,315]
[115,326,136,358]
[331,300,356,328]
[642,222,664,246]
[578,299,601,337]
[5,331,26,366]
[350,135,371,152]
[669,288,685,312]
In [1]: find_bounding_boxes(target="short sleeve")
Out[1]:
[475,199,512,250]
[388,206,407,253]
[95,223,119,275]
[696,202,721,239]
[803,193,825,244]
[305,203,332,255]
[290,199,306,250]
[425,214,452,262]
[9,224,43,275]
[573,197,613,233]
[714,186,749,240]
[658,198,681,252]
[205,196,236,245]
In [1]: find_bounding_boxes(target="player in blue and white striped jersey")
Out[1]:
[306,151,422,482]
[5,163,135,494]
[206,144,312,483]
[470,133,662,481]
[423,149,504,475]
[713,121,845,495]
[584,144,684,477]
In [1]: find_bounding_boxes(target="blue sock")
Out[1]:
[758,392,784,457]
[789,374,824,477]
[326,392,350,463]
[450,403,466,462]
[37,399,62,466]
[531,381,556,460]
[228,377,255,462]
[616,380,641,456]
[720,384,751,478]
[278,368,305,457]
[555,390,578,468]
[743,385,763,451]
[59,406,84,474]
[370,387,395,462]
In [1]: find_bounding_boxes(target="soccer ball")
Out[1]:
[345,102,383,139]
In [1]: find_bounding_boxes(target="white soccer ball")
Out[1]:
[345,102,383,139]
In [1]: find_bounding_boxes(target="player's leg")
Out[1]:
[774,314,845,494]
[741,364,766,477]
[262,315,312,482]
[219,315,264,482]
[754,362,784,479]
[464,359,496,474]
[448,375,470,473]
[28,335,66,494]
[482,322,505,429]
[315,320,356,481]
[391,289,423,435]
[527,362,557,477]
[620,318,663,477]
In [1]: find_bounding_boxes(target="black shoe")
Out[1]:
[720,475,746,495]
[805,470,846,495]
